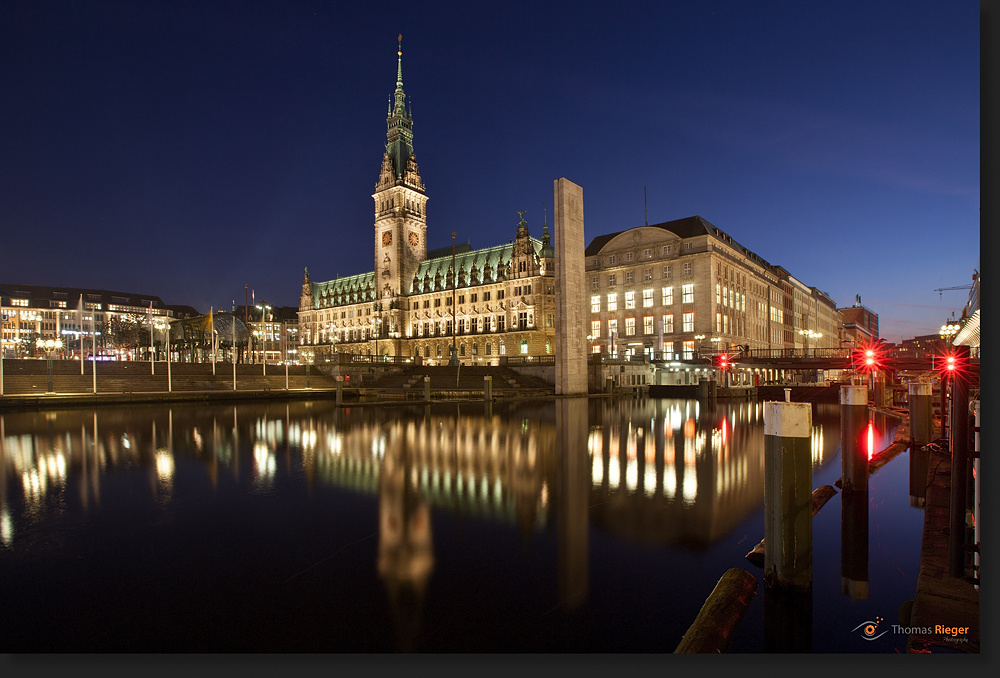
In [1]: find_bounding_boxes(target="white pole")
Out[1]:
[149,301,154,375]
[79,294,85,375]
[283,320,288,390]
[0,296,4,396]
[232,314,236,391]
[92,310,97,394]
[166,319,172,392]
[210,307,216,376]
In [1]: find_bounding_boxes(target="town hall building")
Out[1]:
[298,39,556,365]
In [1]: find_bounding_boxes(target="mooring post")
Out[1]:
[424,375,431,402]
[336,377,342,406]
[908,382,933,450]
[949,345,971,578]
[763,398,812,591]
[840,385,868,495]
[483,375,492,402]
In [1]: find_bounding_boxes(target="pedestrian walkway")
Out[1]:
[905,439,980,653]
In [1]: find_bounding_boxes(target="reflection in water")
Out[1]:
[0,400,849,553]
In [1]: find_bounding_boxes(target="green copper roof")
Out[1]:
[385,36,414,181]
[409,238,543,294]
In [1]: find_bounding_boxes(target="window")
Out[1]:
[683,312,694,332]
[446,297,453,306]
[471,293,478,303]
[607,293,618,311]
[592,276,599,289]
[591,320,601,338]
[626,252,633,261]
[546,313,553,328]
[518,311,528,330]
[486,343,492,355]
[716,312,721,332]
[643,268,652,281]
[497,315,505,332]
[525,285,531,295]
[434,298,441,307]
[663,265,671,279]
[483,291,491,301]
[460,344,466,356]
[642,289,653,307]
[608,274,617,286]
[644,248,652,258]
[591,295,601,313]
[683,262,693,276]
[682,284,694,303]
[497,290,505,300]
[643,316,654,335]
[471,317,478,333]
[520,340,528,354]
[682,340,695,360]
[684,242,692,251]
[625,317,635,336]
[662,314,674,333]
[662,287,673,305]
[716,284,721,305]
[608,318,618,337]
[625,271,634,284]
[608,255,616,265]
[664,341,674,358]
[423,300,430,308]
[624,291,635,309]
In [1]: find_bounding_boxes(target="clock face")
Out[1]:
[408,231,419,247]
[382,231,392,247]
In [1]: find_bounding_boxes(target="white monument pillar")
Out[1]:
[553,178,587,395]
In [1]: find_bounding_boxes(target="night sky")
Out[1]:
[1,1,981,342]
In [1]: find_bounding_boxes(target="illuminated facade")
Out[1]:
[584,217,840,361]
[0,283,175,359]
[298,40,556,365]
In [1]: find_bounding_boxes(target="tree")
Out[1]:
[107,314,146,358]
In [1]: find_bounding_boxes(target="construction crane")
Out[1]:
[934,284,973,300]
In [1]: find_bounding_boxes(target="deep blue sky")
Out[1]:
[1,1,980,341]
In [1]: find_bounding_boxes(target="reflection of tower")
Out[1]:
[378,430,434,652]
[557,398,589,609]
[511,432,540,546]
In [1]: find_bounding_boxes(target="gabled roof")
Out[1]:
[312,271,378,306]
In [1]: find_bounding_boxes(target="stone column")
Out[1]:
[553,178,588,395]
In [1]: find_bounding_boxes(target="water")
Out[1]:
[0,397,919,653]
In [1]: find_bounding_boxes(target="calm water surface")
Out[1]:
[0,397,919,653]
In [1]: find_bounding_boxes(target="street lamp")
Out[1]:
[37,337,63,393]
[798,329,821,355]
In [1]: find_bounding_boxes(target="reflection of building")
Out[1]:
[0,283,177,359]
[378,440,434,651]
[297,41,556,365]
[584,218,839,362]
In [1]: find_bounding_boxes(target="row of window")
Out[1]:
[590,313,695,338]
[411,288,515,310]
[591,285,694,312]
[597,242,693,267]
[595,262,692,288]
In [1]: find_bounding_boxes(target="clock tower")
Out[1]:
[373,35,427,300]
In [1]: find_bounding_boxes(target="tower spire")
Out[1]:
[393,34,406,116]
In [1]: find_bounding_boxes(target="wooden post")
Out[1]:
[949,345,971,578]
[764,399,812,591]
[674,568,758,653]
[840,385,868,495]
[908,382,932,450]
[483,375,492,402]
[424,375,430,402]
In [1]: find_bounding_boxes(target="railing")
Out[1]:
[503,355,555,365]
[743,348,851,360]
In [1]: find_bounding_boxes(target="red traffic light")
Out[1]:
[715,354,730,371]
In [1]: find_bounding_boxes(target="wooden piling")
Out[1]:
[674,568,759,653]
